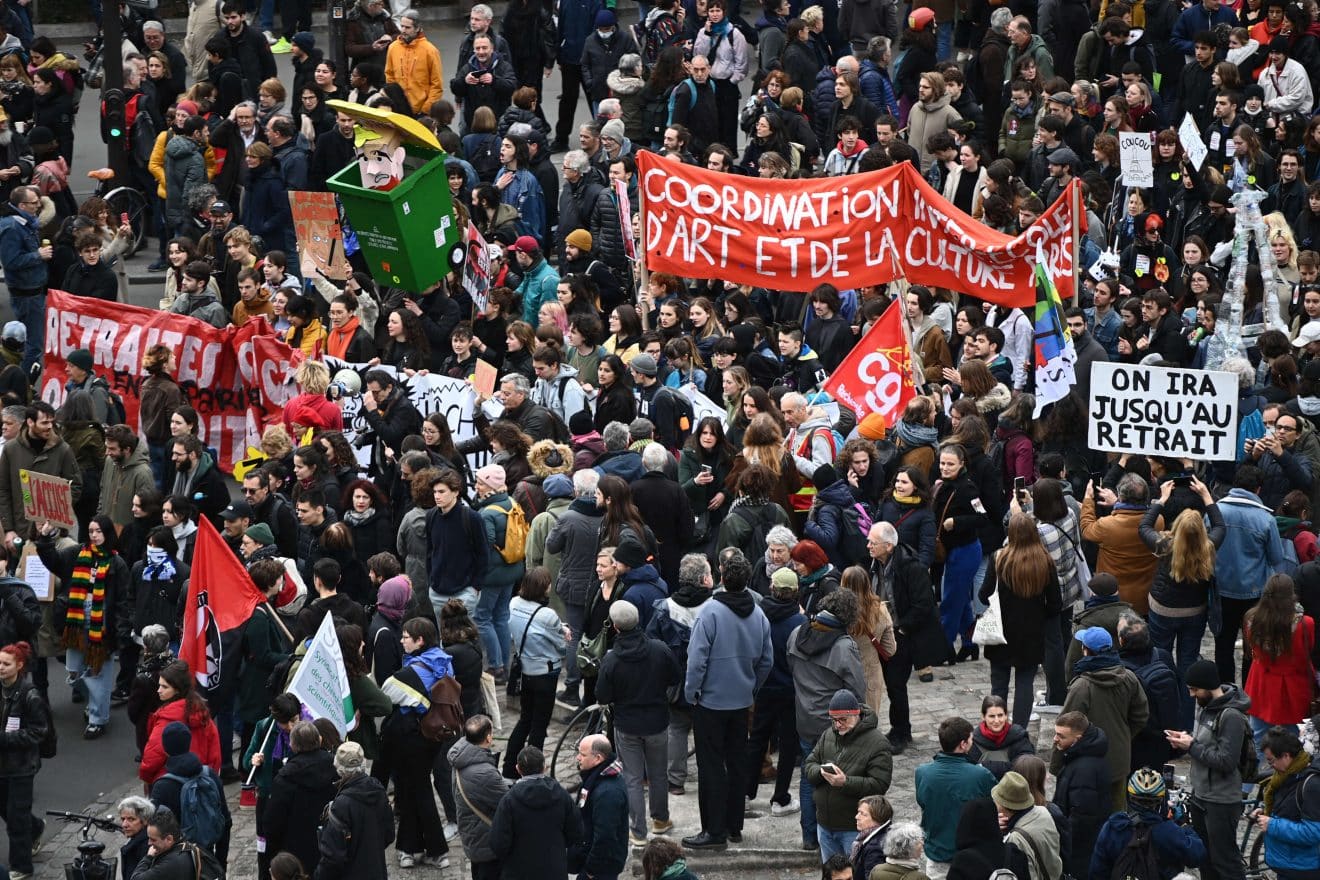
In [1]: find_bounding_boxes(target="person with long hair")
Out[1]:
[380,307,431,372]
[679,417,735,549]
[841,564,895,715]
[1234,123,1276,190]
[422,411,470,484]
[381,617,452,868]
[933,444,986,660]
[593,354,637,432]
[978,512,1062,725]
[721,366,752,436]
[317,431,360,493]
[1243,575,1315,751]
[727,412,802,513]
[139,345,184,490]
[429,598,485,836]
[502,320,537,382]
[597,474,657,554]
[502,568,566,778]
[966,694,1033,779]
[138,659,221,783]
[340,479,394,576]
[880,465,936,566]
[0,640,47,878]
[720,465,794,562]
[603,304,643,363]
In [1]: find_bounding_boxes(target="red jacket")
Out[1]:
[138,697,222,784]
[282,392,342,435]
[1245,615,1316,725]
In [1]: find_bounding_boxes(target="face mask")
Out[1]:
[597,28,613,39]
[147,547,168,565]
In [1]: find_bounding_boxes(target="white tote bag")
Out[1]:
[973,590,1008,646]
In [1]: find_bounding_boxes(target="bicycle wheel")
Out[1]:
[103,186,149,256]
[1247,826,1274,880]
[551,705,601,789]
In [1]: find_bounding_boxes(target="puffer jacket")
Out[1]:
[582,28,640,102]
[804,705,893,830]
[786,616,867,741]
[1263,765,1320,873]
[1053,723,1111,880]
[607,69,647,142]
[476,492,527,589]
[967,723,1035,779]
[1053,653,1149,803]
[139,696,222,784]
[448,736,509,865]
[0,675,46,777]
[164,134,206,230]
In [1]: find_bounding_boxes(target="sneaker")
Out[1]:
[111,687,130,705]
[651,819,674,834]
[443,821,458,841]
[263,29,276,44]
[629,832,649,847]
[9,872,30,880]
[418,855,449,868]
[729,830,742,843]
[917,670,934,683]
[271,36,292,54]
[1029,712,1040,722]
[31,819,44,855]
[770,799,799,817]
[146,259,169,272]
[83,724,107,740]
[397,853,415,869]
[1035,702,1064,713]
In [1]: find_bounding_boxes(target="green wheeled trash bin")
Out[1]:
[326,99,465,294]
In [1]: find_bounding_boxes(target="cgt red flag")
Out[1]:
[821,301,917,427]
[180,517,266,696]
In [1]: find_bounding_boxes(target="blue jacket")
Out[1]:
[426,501,490,598]
[558,0,602,64]
[1090,809,1206,880]
[803,480,858,570]
[507,596,566,675]
[1171,3,1236,54]
[759,595,805,697]
[618,562,668,632]
[476,492,527,589]
[517,254,559,325]
[1215,489,1284,599]
[567,759,628,878]
[684,590,773,710]
[1264,767,1320,873]
[395,646,455,715]
[242,163,291,249]
[858,59,898,117]
[914,753,996,861]
[501,167,546,248]
[0,208,44,290]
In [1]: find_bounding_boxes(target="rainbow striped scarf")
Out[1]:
[62,545,110,673]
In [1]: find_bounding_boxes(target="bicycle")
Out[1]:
[1241,784,1275,880]
[551,702,611,792]
[46,808,120,880]
[85,168,149,256]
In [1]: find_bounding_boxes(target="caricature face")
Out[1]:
[356,124,406,190]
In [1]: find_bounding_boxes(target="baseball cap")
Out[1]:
[1075,626,1113,651]
[209,200,233,216]
[1295,322,1320,347]
[219,500,254,520]
[508,235,539,254]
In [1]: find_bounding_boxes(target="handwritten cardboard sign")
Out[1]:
[20,470,75,532]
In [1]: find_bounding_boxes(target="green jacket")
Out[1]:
[804,706,893,831]
[1053,655,1150,808]
[915,751,996,861]
[526,497,571,583]
[241,715,288,797]
[237,604,293,723]
[98,442,155,528]
[347,674,392,760]
[1064,597,1133,681]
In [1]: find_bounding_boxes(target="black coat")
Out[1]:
[489,774,583,880]
[38,538,132,654]
[0,577,41,650]
[870,543,947,668]
[1052,723,1111,880]
[121,829,150,880]
[225,22,277,102]
[310,128,355,192]
[129,558,191,644]
[267,749,339,874]
[446,638,486,719]
[0,675,46,777]
[967,723,1035,779]
[314,774,395,880]
[628,471,694,590]
[949,798,1029,880]
[62,258,119,300]
[978,558,1062,668]
[596,628,680,736]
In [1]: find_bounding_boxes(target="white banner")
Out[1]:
[1119,132,1154,188]
[1087,362,1238,460]
[287,613,356,736]
[1178,113,1207,171]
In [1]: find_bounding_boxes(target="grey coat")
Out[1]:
[787,620,867,742]
[448,736,509,865]
[545,498,604,606]
[164,134,206,229]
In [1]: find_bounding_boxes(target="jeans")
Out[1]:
[502,671,557,777]
[617,729,669,836]
[818,826,858,863]
[693,705,749,839]
[259,0,275,30]
[10,293,44,373]
[562,600,585,687]
[940,542,982,647]
[990,660,1039,727]
[0,775,37,873]
[66,646,114,726]
[798,736,817,841]
[434,586,480,619]
[475,583,513,672]
[936,20,953,61]
[667,705,691,787]
[1040,608,1072,706]
[1214,596,1259,685]
[745,691,798,804]
[148,442,170,491]
[1148,608,1206,730]
[1190,798,1246,880]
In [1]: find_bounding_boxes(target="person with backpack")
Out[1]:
[148,720,231,864]
[717,464,793,569]
[472,463,527,684]
[381,616,454,869]
[1164,659,1255,880]
[264,721,337,877]
[315,742,396,880]
[1089,768,1207,880]
[629,353,695,452]
[1256,726,1320,879]
[1116,612,1182,773]
[0,639,48,880]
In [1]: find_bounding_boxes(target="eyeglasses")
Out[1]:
[1277,424,1298,433]
[242,488,260,495]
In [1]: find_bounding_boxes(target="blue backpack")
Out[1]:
[163,768,227,847]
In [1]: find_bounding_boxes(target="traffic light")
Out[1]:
[103,88,125,141]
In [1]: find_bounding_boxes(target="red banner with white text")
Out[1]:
[637,152,1081,306]
[42,290,300,473]
[822,301,917,426]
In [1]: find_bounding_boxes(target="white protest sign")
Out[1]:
[287,613,356,736]
[1087,362,1238,460]
[1178,113,1207,171]
[1119,132,1154,188]
[681,383,727,425]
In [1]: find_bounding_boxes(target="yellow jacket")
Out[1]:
[148,130,219,198]
[385,34,445,114]
[285,318,328,357]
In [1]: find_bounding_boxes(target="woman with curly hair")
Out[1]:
[380,307,431,373]
[317,431,360,493]
[486,420,534,488]
[956,359,1011,430]
[727,412,802,513]
[1243,575,1315,749]
[340,479,393,574]
[717,464,792,560]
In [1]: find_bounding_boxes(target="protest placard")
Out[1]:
[462,221,492,314]
[1178,114,1207,171]
[1119,132,1155,187]
[287,613,356,736]
[473,359,498,398]
[20,470,75,532]
[19,543,51,602]
[1087,362,1238,460]
[637,152,1081,305]
[290,192,350,281]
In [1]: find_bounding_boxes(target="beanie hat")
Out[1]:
[292,31,316,52]
[1088,572,1118,596]
[543,473,573,499]
[812,463,839,490]
[565,228,593,252]
[595,8,617,27]
[1185,659,1221,690]
[612,537,648,570]
[630,353,659,377]
[26,126,54,148]
[161,721,192,757]
[991,771,1034,812]
[827,689,861,717]
[475,463,507,493]
[600,118,626,143]
[334,741,367,775]
[175,100,200,117]
[790,539,829,573]
[609,600,639,631]
[244,522,275,545]
[1269,35,1290,54]
[569,410,595,436]
[67,349,94,372]
[770,567,799,593]
[857,412,889,441]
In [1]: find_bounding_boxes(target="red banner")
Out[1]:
[637,152,1081,306]
[821,301,917,426]
[42,290,300,473]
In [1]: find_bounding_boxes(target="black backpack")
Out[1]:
[93,376,127,426]
[1110,821,1161,880]
[1130,659,1179,737]
[733,504,773,562]
[1212,707,1261,782]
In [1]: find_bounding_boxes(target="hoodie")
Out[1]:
[318,773,395,880]
[787,615,868,740]
[758,594,805,696]
[617,562,669,631]
[164,134,206,228]
[596,626,680,735]
[684,589,773,709]
[1188,683,1253,803]
[489,774,583,879]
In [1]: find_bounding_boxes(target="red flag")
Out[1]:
[821,301,917,427]
[180,517,266,693]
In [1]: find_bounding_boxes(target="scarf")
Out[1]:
[660,859,692,879]
[62,544,111,673]
[979,720,1011,747]
[1073,650,1120,676]
[893,420,938,449]
[892,493,922,506]
[142,546,177,582]
[344,507,375,527]
[326,315,361,360]
[1264,750,1311,813]
[707,17,732,38]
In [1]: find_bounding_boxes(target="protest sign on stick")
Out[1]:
[1087,362,1238,460]
[20,470,74,531]
[288,612,356,736]
[821,302,916,427]
[1119,132,1155,187]
[290,192,350,281]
